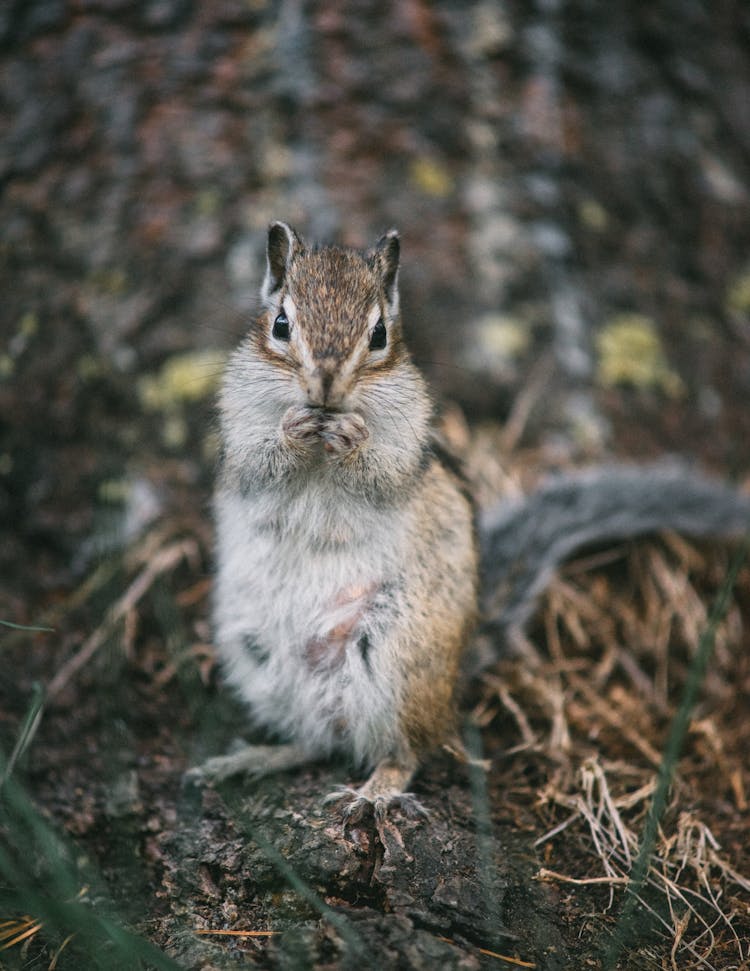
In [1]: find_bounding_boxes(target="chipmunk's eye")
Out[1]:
[272,310,290,341]
[369,317,387,351]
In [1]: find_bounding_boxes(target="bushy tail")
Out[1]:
[476,464,750,657]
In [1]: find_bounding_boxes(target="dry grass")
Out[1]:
[479,533,750,969]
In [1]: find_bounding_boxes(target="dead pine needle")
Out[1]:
[194,928,278,938]
[0,916,43,950]
[0,887,92,963]
[536,867,628,887]
[436,936,536,967]
[478,946,537,967]
[48,932,76,970]
[486,676,538,748]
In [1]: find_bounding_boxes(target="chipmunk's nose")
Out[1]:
[305,362,339,409]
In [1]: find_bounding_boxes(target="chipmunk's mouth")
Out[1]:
[308,404,340,414]
[305,397,346,413]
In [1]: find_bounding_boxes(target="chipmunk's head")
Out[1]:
[255,221,405,410]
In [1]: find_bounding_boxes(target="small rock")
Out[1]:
[105,769,141,818]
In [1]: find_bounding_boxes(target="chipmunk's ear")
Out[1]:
[262,222,303,303]
[371,229,400,316]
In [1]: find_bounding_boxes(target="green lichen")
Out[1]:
[595,314,684,397]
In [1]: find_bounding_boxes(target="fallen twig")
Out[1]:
[46,539,198,701]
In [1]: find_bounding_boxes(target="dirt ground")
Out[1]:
[2,2,750,969]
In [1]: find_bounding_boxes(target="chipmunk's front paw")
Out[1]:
[320,412,369,456]
[282,405,323,450]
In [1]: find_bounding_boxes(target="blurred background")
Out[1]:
[2,0,750,611]
[2,4,750,967]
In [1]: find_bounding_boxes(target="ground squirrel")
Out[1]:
[189,222,750,821]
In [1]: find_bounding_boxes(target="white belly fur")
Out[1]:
[213,485,409,767]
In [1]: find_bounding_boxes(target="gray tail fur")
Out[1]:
[476,464,750,658]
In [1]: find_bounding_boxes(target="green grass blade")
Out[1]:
[0,619,55,633]
[1,683,45,789]
[603,536,750,968]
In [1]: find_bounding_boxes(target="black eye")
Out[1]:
[272,310,290,341]
[369,317,387,351]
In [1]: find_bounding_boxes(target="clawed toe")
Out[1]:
[322,785,361,806]
[343,796,373,825]
[323,787,372,824]
[324,786,429,826]
[385,792,430,820]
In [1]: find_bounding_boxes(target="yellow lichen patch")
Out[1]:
[77,354,104,381]
[595,314,684,397]
[18,311,38,337]
[578,198,608,232]
[726,269,750,316]
[162,413,189,449]
[98,478,132,504]
[194,187,221,217]
[89,267,128,295]
[409,157,453,198]
[476,313,530,358]
[465,314,530,380]
[138,350,226,411]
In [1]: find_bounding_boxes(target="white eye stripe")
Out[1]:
[267,298,389,364]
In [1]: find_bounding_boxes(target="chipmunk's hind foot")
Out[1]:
[325,786,429,824]
[324,754,428,825]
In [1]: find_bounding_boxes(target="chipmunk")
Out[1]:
[188,222,750,821]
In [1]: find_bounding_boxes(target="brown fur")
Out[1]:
[259,244,405,376]
[397,458,479,756]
